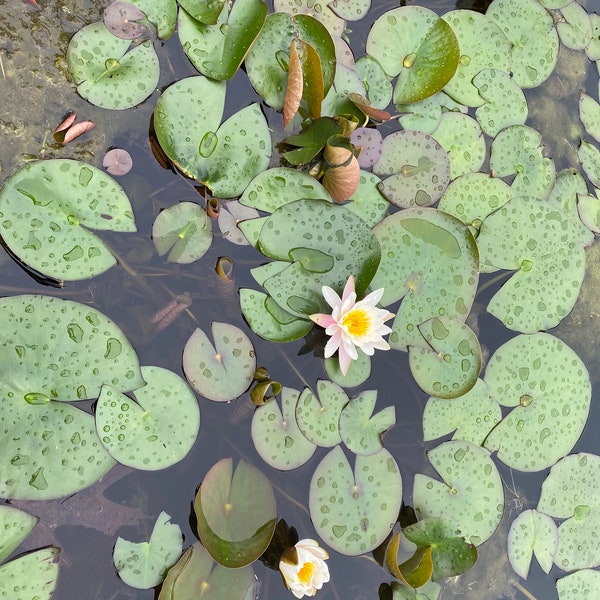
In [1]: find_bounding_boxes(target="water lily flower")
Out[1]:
[309,275,394,375]
[279,539,330,598]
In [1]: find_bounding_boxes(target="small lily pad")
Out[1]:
[183,322,256,402]
[113,511,183,589]
[309,445,402,555]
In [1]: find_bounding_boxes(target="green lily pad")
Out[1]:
[154,76,271,198]
[345,171,389,228]
[473,68,528,137]
[507,509,558,579]
[579,92,600,143]
[557,2,592,50]
[339,390,395,456]
[96,366,200,470]
[483,333,591,472]
[431,112,486,180]
[245,12,336,110]
[437,172,513,235]
[194,458,276,568]
[0,505,38,562]
[413,440,503,546]
[557,569,600,600]
[239,167,330,213]
[371,207,479,351]
[0,548,59,600]
[182,322,256,402]
[477,196,586,333]
[295,380,349,447]
[355,55,393,110]
[309,445,402,555]
[324,350,372,388]
[396,94,443,134]
[423,378,502,446]
[256,199,381,318]
[329,0,371,21]
[114,511,183,589]
[372,130,451,208]
[577,192,600,234]
[321,64,366,120]
[152,201,212,264]
[0,159,136,281]
[408,316,481,399]
[251,386,316,470]
[442,9,512,107]
[489,124,556,198]
[486,0,559,88]
[274,0,345,38]
[131,0,178,38]
[178,0,267,81]
[178,0,224,24]
[158,541,256,600]
[67,22,159,109]
[538,453,600,570]
[578,140,600,188]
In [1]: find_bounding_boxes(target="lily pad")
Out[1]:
[251,386,316,470]
[67,22,159,109]
[183,322,256,402]
[354,55,393,110]
[0,548,59,600]
[0,159,136,281]
[507,509,558,579]
[413,440,504,546]
[324,350,372,388]
[408,316,481,399]
[96,366,200,470]
[483,333,591,472]
[538,453,600,570]
[476,196,586,333]
[309,445,402,555]
[578,139,600,188]
[371,207,479,351]
[557,569,600,600]
[345,171,389,228]
[274,0,345,38]
[178,0,224,24]
[338,390,395,456]
[154,76,271,198]
[217,201,259,245]
[194,458,276,568]
[178,0,267,81]
[152,201,213,264]
[0,505,38,562]
[130,0,178,38]
[372,129,451,208]
[557,2,592,51]
[295,380,349,447]
[113,511,183,589]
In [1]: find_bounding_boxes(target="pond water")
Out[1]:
[2,1,600,599]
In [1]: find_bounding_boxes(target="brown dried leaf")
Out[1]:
[283,40,303,128]
[62,120,95,144]
[322,144,361,203]
[349,92,392,122]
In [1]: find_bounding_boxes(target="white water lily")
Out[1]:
[309,275,394,375]
[279,539,330,598]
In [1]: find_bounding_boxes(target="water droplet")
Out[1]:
[29,467,48,490]
[199,131,218,158]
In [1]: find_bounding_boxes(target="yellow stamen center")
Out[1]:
[341,308,371,337]
[297,561,315,585]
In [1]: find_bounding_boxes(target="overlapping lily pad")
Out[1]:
[483,333,591,472]
[0,547,59,600]
[309,445,402,555]
[0,159,136,281]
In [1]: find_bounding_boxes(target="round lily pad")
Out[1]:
[557,569,600,600]
[0,505,38,562]
[96,366,200,470]
[483,333,591,472]
[413,440,503,546]
[0,548,59,600]
[0,159,136,281]
[309,445,402,555]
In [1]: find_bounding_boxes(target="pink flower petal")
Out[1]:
[310,313,336,328]
[341,274,356,303]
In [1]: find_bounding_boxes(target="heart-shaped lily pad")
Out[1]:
[413,440,503,545]
[130,0,178,38]
[96,366,200,470]
[251,386,316,470]
[309,445,402,555]
[67,22,159,109]
[0,159,136,281]
[408,316,481,399]
[194,458,276,568]
[152,201,213,263]
[483,333,591,472]
[183,322,256,402]
[113,511,183,589]
[538,453,600,571]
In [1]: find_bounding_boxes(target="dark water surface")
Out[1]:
[2,1,600,600]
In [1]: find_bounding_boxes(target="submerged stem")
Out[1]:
[514,581,538,600]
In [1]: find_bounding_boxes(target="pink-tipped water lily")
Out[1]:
[279,538,330,598]
[309,275,395,375]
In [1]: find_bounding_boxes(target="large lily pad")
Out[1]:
[96,366,200,470]
[476,196,586,332]
[483,333,591,472]
[371,207,479,350]
[0,548,59,600]
[67,22,159,109]
[0,159,136,281]
[0,505,38,562]
[309,445,402,555]
[413,440,504,546]
[194,458,276,568]
[183,322,256,402]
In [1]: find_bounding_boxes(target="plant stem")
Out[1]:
[514,581,539,600]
